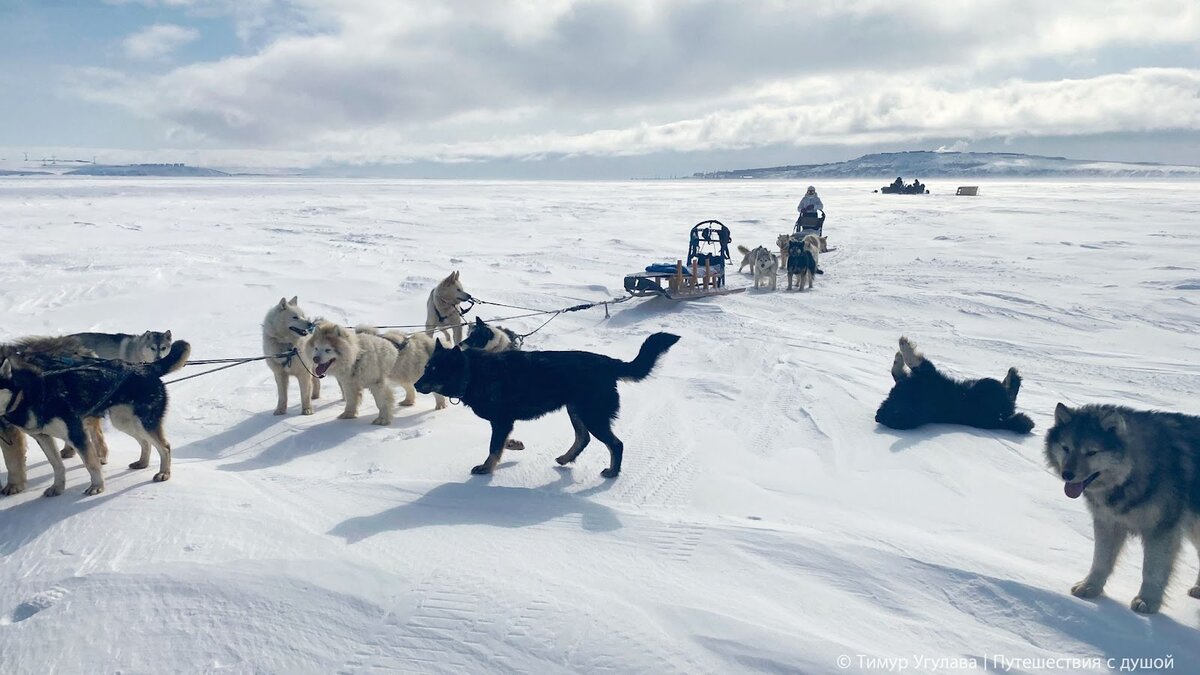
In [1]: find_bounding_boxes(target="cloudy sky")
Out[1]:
[1,0,1198,176]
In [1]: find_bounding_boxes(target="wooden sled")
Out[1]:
[624,220,746,301]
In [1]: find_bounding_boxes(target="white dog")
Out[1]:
[750,246,779,290]
[426,271,472,344]
[310,322,446,425]
[263,296,322,415]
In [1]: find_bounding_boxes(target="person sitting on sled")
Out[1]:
[798,185,824,216]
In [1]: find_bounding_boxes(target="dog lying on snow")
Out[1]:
[415,333,680,477]
[874,337,1034,433]
[0,339,190,496]
[310,322,446,425]
[1045,403,1200,614]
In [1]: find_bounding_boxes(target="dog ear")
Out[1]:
[164,330,172,341]
[475,316,485,327]
[434,339,445,353]
[0,359,10,379]
[1054,402,1074,426]
[278,297,289,309]
[289,295,299,306]
[1099,410,1127,438]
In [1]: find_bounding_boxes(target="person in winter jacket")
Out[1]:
[797,185,824,215]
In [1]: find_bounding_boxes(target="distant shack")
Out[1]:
[66,163,230,177]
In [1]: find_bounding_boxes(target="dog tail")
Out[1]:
[619,332,681,382]
[736,245,750,256]
[1002,413,1035,434]
[149,341,191,377]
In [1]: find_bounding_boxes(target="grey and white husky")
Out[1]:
[70,330,173,363]
[1045,403,1200,613]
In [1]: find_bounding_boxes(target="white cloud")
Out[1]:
[122,24,200,60]
[936,141,970,153]
[69,1,1200,164]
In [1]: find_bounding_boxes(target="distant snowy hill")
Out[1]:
[696,151,1200,179]
[65,163,230,177]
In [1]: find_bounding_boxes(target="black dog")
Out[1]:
[414,332,680,477]
[0,340,190,496]
[874,337,1034,433]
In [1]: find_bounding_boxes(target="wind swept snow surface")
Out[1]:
[1,178,1199,674]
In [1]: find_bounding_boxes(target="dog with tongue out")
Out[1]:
[1045,402,1200,614]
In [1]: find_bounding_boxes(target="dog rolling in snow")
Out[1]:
[310,322,446,425]
[426,271,472,345]
[1045,403,1200,614]
[263,296,324,415]
[875,337,1034,434]
[786,234,820,291]
[0,340,190,496]
[415,333,680,477]
[462,316,520,353]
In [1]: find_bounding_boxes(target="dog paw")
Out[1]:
[600,468,620,479]
[371,417,391,426]
[1130,595,1161,614]
[1,483,24,496]
[398,399,415,407]
[1070,580,1104,598]
[129,459,149,470]
[301,406,315,415]
[60,447,76,459]
[337,412,357,420]
[1189,585,1200,599]
[273,408,287,416]
[435,402,448,410]
[505,439,525,451]
[83,485,104,496]
[555,454,573,465]
[470,464,493,475]
[152,472,170,483]
[42,485,64,498]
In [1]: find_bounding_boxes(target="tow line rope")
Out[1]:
[164,349,297,386]
[162,293,634,385]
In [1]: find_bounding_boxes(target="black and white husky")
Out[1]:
[461,316,520,353]
[0,341,190,496]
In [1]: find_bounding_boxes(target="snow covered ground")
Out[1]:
[1,177,1198,674]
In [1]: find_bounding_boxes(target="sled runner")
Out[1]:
[624,220,746,301]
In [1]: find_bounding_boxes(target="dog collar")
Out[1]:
[3,390,23,417]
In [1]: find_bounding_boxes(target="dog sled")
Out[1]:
[624,220,746,301]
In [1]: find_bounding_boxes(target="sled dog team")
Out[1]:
[2,271,1199,615]
[737,233,829,292]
